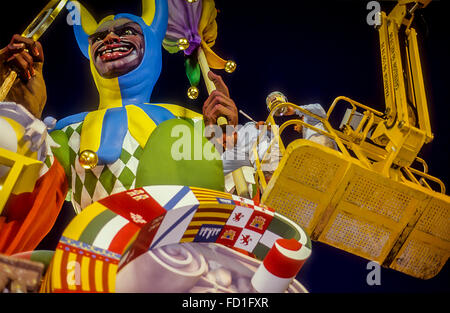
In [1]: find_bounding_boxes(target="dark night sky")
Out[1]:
[0,0,449,292]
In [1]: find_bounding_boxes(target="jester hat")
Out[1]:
[56,0,175,164]
[72,0,169,107]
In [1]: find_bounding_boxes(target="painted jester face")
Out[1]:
[89,18,145,78]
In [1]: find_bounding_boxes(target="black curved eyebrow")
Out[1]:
[89,22,143,41]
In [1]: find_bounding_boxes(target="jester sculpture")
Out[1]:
[0,0,238,254]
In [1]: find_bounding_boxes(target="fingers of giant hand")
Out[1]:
[11,35,41,59]
[33,42,44,63]
[2,35,43,62]
[208,104,236,125]
[207,71,230,97]
[203,92,238,126]
[6,52,34,80]
[206,90,238,114]
[202,90,218,119]
[203,90,227,113]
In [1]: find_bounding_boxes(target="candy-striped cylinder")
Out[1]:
[251,238,310,293]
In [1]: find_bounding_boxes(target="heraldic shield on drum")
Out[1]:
[0,0,448,296]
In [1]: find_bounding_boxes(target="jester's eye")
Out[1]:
[122,29,134,36]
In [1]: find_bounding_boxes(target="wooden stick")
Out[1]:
[197,46,228,127]
[197,46,215,94]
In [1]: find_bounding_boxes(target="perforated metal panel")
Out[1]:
[389,197,450,279]
[262,141,349,235]
[323,211,392,259]
[344,174,411,222]
[267,189,318,229]
[416,198,450,241]
[390,235,449,279]
[286,151,340,192]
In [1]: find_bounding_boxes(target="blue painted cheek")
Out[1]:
[113,14,164,106]
[117,31,163,106]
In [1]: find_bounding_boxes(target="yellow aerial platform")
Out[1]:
[255,0,449,279]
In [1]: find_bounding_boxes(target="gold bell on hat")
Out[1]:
[186,0,198,3]
[177,38,190,51]
[187,86,199,99]
[79,150,98,169]
[224,60,237,73]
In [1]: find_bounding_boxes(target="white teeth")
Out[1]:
[100,47,130,56]
[113,47,129,52]
[101,49,112,56]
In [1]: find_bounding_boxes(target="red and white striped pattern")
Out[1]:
[251,238,310,293]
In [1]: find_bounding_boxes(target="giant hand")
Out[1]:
[0,34,46,118]
[202,71,238,151]
[202,71,238,127]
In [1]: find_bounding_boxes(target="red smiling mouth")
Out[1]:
[96,43,134,62]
